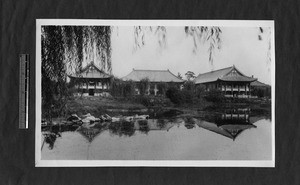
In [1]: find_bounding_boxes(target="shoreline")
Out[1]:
[42,96,271,122]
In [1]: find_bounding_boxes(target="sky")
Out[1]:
[109,26,272,85]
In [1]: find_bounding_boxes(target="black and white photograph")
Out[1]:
[36,20,275,167]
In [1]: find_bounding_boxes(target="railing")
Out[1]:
[222,87,249,91]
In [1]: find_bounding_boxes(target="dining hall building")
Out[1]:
[194,65,257,98]
[122,69,184,96]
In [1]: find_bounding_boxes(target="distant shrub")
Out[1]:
[252,87,271,98]
[166,87,184,104]
[204,89,225,102]
[111,77,135,97]
[123,81,135,97]
[138,78,150,95]
[183,81,195,91]
[181,90,195,104]
[134,95,172,107]
[157,82,168,96]
[195,84,206,99]
[165,82,207,105]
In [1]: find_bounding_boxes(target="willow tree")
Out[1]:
[133,26,222,65]
[132,26,271,66]
[41,26,112,119]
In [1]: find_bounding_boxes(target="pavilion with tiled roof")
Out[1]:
[122,69,184,96]
[194,65,257,98]
[68,61,112,96]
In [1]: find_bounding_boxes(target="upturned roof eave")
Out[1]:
[122,69,184,83]
[218,77,257,82]
[68,74,112,79]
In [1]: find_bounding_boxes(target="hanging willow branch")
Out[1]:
[41,25,112,119]
[258,27,272,67]
[185,26,222,65]
[133,26,167,52]
[132,26,222,65]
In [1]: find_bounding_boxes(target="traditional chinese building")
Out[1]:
[194,65,257,98]
[122,69,184,96]
[68,61,112,96]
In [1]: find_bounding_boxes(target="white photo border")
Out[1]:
[35,19,275,167]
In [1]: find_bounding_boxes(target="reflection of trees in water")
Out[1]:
[44,132,61,150]
[108,121,135,137]
[42,124,77,150]
[250,107,271,121]
[138,120,150,134]
[157,119,167,129]
[153,109,183,119]
[184,116,196,129]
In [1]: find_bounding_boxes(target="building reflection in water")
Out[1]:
[42,107,261,149]
[198,107,256,140]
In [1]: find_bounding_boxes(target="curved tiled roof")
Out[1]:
[194,65,256,84]
[122,69,184,83]
[220,75,257,82]
[250,80,270,87]
[69,61,111,79]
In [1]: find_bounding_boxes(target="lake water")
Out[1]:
[41,107,272,160]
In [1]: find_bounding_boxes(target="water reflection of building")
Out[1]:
[221,108,250,123]
[77,125,107,143]
[134,119,175,132]
[198,108,256,140]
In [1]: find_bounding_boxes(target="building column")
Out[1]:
[247,83,250,98]
[238,84,240,98]
[245,83,248,98]
[154,84,157,96]
[231,84,233,97]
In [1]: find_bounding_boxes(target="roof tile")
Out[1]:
[122,69,184,83]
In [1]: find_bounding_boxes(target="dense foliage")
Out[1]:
[204,89,225,103]
[165,82,206,105]
[110,78,135,97]
[252,87,271,98]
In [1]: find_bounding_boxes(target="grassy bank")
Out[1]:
[63,95,211,117]
[65,96,147,117]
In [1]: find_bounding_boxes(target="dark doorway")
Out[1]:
[89,89,94,96]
